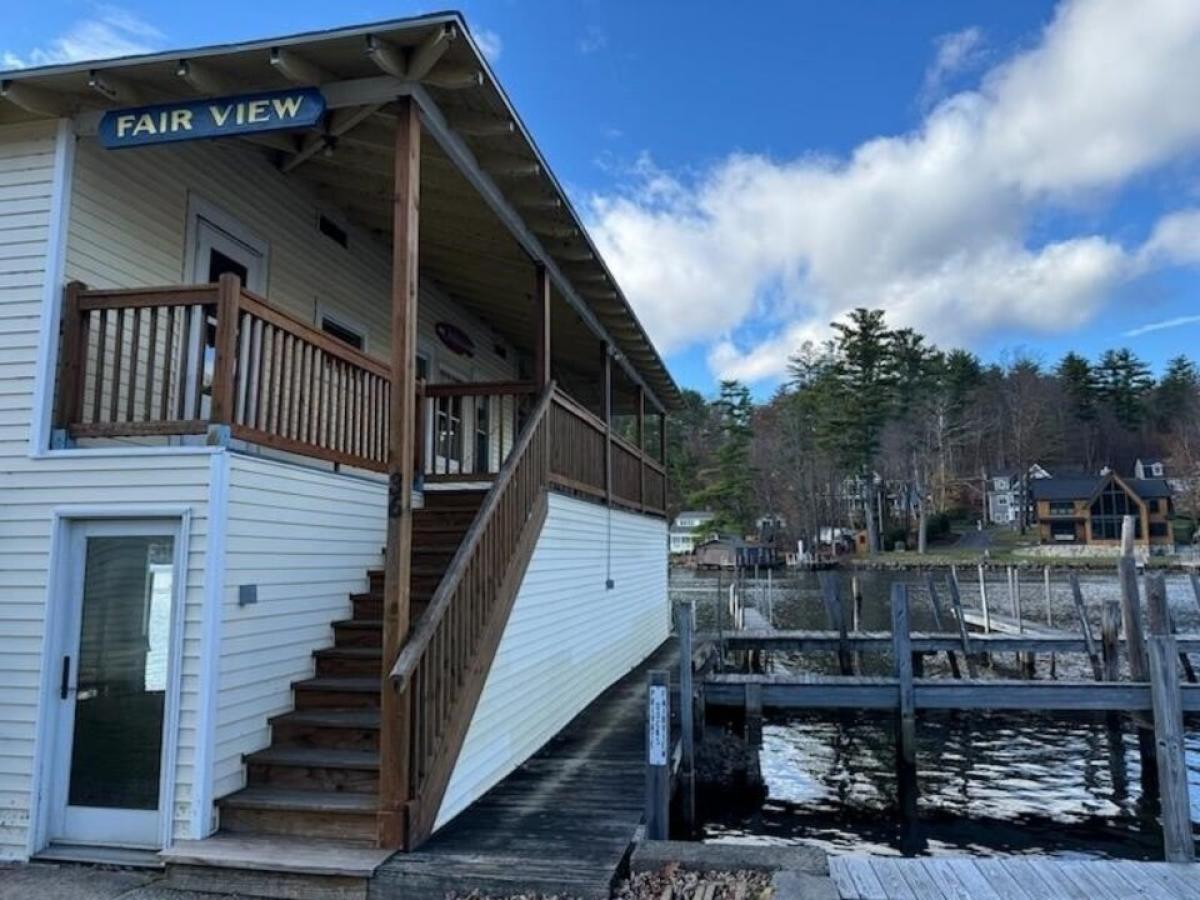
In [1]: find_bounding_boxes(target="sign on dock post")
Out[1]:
[645,670,670,840]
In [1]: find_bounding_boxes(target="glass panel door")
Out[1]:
[52,521,178,848]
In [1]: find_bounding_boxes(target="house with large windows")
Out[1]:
[1030,472,1174,549]
[0,13,677,889]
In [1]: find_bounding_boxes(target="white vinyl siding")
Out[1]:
[65,136,517,388]
[212,455,387,803]
[435,494,669,829]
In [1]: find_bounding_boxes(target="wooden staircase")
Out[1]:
[216,490,485,843]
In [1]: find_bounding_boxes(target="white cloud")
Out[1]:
[921,26,985,107]
[473,27,502,63]
[2,6,163,69]
[1124,314,1200,338]
[586,0,1200,384]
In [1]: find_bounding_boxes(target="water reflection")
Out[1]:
[674,567,1200,858]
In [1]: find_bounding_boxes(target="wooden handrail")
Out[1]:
[391,381,555,688]
[237,289,391,379]
[551,389,607,435]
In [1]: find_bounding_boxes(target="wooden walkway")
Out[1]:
[829,856,1200,899]
[371,641,676,899]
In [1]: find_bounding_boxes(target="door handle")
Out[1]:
[60,655,71,700]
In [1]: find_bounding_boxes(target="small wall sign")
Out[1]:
[436,321,475,357]
[99,88,325,149]
[647,684,668,766]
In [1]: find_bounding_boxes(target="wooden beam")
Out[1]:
[446,110,515,137]
[379,94,421,850]
[87,70,142,105]
[176,59,235,96]
[365,34,409,79]
[280,103,383,174]
[0,79,75,117]
[475,152,540,178]
[602,344,612,507]
[270,46,334,85]
[530,220,579,240]
[534,264,551,388]
[511,192,562,211]
[408,23,458,80]
[423,66,483,91]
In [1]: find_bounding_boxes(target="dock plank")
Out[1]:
[828,858,1200,899]
[372,641,676,900]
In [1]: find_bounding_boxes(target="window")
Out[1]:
[1048,501,1075,516]
[1090,482,1140,540]
[1149,521,1170,538]
[317,306,367,352]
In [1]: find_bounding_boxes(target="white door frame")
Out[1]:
[30,506,191,854]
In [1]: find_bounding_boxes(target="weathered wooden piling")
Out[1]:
[1044,566,1057,679]
[819,570,852,675]
[1068,572,1105,681]
[1144,574,1195,863]
[1118,516,1149,682]
[1101,589,1122,681]
[644,669,670,840]
[925,573,962,678]
[676,602,696,832]
[944,570,980,678]
[891,583,916,766]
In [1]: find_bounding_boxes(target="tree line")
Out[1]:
[666,308,1200,552]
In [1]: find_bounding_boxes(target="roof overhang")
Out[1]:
[0,12,681,410]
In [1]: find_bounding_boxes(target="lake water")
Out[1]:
[672,566,1200,859]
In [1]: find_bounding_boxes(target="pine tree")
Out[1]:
[1154,355,1200,433]
[1096,348,1154,431]
[687,380,755,535]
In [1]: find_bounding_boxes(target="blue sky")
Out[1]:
[7,1,1200,397]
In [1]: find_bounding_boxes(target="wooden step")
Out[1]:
[315,646,382,677]
[246,746,379,794]
[351,592,431,620]
[162,833,390,900]
[269,709,380,750]
[292,676,379,710]
[218,787,378,841]
[422,489,486,509]
[332,619,381,648]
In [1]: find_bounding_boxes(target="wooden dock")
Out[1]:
[372,641,678,899]
[828,855,1200,899]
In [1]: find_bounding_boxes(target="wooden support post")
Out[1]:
[1145,573,1195,863]
[1068,572,1105,681]
[943,572,980,678]
[676,602,696,833]
[925,574,962,678]
[818,571,852,675]
[601,344,612,508]
[645,669,671,841]
[891,583,916,767]
[637,386,645,508]
[1119,515,1150,682]
[1044,566,1056,679]
[208,273,241,429]
[55,282,88,433]
[533,263,551,388]
[745,682,763,746]
[850,575,864,674]
[1101,594,1122,682]
[378,95,421,850]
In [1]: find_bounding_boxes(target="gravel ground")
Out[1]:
[615,864,773,900]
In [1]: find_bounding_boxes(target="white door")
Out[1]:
[49,519,180,848]
[185,209,268,419]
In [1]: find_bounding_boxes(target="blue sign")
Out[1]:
[99,88,325,149]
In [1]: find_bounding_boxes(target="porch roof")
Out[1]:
[0,12,681,411]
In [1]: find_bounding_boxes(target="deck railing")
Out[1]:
[57,274,391,471]
[390,382,554,844]
[420,381,538,481]
[54,278,667,512]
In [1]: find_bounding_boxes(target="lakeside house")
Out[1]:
[1030,472,1174,550]
[0,12,678,875]
[669,510,716,555]
[985,464,1051,526]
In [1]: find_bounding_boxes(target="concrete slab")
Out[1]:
[0,863,154,900]
[771,869,839,900]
